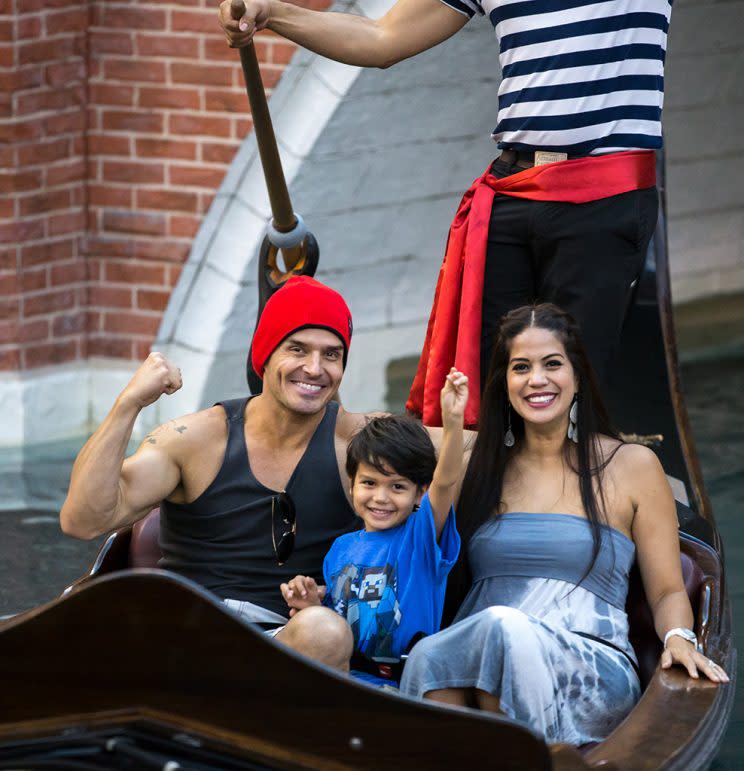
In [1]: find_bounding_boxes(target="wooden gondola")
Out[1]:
[0,4,733,765]
[0,181,734,770]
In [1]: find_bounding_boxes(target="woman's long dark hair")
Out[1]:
[445,304,621,621]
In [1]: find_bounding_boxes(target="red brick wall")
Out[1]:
[1,0,89,371]
[1,0,332,371]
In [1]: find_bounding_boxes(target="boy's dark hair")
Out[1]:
[346,415,437,488]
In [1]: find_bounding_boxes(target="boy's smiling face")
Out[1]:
[351,461,425,533]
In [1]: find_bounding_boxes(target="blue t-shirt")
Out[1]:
[322,493,460,663]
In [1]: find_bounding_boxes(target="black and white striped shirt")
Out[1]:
[441,0,672,155]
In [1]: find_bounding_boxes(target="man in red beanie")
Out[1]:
[60,277,383,669]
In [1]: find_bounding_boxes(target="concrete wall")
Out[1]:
[665,0,744,303]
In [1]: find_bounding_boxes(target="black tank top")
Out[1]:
[159,398,357,616]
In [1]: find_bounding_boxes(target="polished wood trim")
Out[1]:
[584,656,735,770]
[0,571,553,770]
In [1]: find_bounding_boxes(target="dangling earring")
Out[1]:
[567,395,578,443]
[504,403,515,447]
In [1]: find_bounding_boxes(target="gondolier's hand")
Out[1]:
[219,0,270,48]
[661,636,730,683]
[119,352,183,410]
[280,575,326,616]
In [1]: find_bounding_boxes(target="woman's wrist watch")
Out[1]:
[664,627,698,650]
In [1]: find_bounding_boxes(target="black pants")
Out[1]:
[480,158,659,391]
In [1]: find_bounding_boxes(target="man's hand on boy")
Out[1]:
[441,367,469,425]
[280,575,326,616]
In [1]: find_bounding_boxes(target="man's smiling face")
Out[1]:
[262,328,345,415]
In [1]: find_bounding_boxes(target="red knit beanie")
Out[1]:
[251,276,353,378]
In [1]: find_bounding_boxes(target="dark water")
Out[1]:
[0,512,103,617]
[0,355,741,765]
[683,355,744,769]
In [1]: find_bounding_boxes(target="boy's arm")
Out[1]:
[427,369,468,539]
[425,424,474,504]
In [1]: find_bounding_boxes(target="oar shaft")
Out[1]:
[231,0,296,233]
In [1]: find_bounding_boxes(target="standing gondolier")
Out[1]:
[219,0,670,426]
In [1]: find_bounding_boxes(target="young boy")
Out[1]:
[280,368,467,684]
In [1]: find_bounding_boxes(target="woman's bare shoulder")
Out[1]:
[601,436,664,478]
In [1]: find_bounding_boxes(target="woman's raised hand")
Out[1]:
[661,635,730,683]
[440,367,469,424]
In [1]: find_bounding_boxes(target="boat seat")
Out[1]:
[61,507,163,595]
[129,508,162,568]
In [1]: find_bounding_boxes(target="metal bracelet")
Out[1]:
[663,627,698,649]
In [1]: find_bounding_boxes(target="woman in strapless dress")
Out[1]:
[400,303,728,745]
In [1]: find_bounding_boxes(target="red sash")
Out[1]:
[406,150,657,428]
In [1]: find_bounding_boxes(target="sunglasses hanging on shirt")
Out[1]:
[271,491,296,566]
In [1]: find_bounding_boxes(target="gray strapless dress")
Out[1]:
[399,513,641,745]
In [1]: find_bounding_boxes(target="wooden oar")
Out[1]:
[229,0,320,391]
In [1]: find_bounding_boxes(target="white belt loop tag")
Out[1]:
[534,151,568,166]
